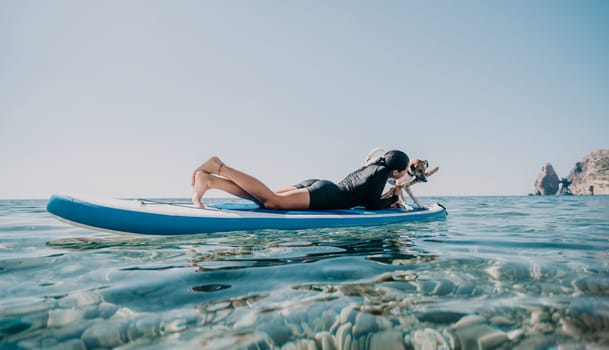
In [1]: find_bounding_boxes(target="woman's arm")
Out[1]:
[365,167,400,209]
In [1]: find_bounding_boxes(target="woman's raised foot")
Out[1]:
[192,171,210,208]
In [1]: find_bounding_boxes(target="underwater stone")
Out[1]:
[129,317,161,339]
[451,315,508,350]
[453,315,485,328]
[454,281,478,296]
[413,328,449,350]
[442,329,459,349]
[312,317,324,333]
[259,322,293,346]
[321,309,337,331]
[566,298,609,332]
[559,317,583,338]
[206,301,231,312]
[210,307,232,323]
[413,280,445,295]
[299,321,315,338]
[58,291,102,308]
[17,339,44,349]
[339,306,358,325]
[20,310,50,332]
[281,339,318,350]
[477,329,509,349]
[0,318,31,336]
[47,309,85,328]
[1,300,50,316]
[535,322,555,333]
[97,302,119,318]
[530,307,551,324]
[234,311,257,328]
[367,330,405,350]
[81,321,128,348]
[434,279,457,296]
[111,306,137,320]
[512,334,556,350]
[284,321,303,338]
[556,343,586,350]
[163,317,190,333]
[314,331,337,350]
[489,315,516,326]
[49,320,91,342]
[335,322,352,350]
[507,328,524,342]
[352,312,380,338]
[540,282,572,295]
[417,310,467,324]
[572,277,609,296]
[45,338,85,350]
[485,262,531,281]
[81,304,100,319]
[397,314,419,330]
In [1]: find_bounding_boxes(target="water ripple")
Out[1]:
[1,196,609,349]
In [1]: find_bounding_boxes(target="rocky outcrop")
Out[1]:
[534,163,560,195]
[566,149,609,195]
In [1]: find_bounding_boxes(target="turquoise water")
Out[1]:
[1,196,608,349]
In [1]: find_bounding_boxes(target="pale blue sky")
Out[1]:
[1,1,608,199]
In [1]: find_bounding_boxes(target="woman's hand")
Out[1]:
[390,200,404,208]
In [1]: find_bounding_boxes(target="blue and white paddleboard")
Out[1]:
[47,194,447,235]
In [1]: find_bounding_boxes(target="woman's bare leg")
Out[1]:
[192,171,260,208]
[192,157,310,209]
[275,186,298,193]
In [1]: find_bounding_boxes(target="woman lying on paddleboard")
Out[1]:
[191,150,409,210]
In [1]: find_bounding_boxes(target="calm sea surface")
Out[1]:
[1,196,608,349]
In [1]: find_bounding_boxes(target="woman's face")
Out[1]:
[391,169,408,179]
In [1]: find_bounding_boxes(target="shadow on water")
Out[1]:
[45,221,440,270]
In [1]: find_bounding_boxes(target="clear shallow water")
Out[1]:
[1,196,608,349]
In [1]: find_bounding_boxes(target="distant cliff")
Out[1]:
[534,149,609,195]
[566,149,609,195]
[534,163,560,195]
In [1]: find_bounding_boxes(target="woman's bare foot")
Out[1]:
[192,171,210,208]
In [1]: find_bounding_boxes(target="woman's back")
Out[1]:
[338,164,394,209]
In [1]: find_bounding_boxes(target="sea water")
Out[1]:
[1,196,608,349]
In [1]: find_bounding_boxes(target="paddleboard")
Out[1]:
[47,194,447,235]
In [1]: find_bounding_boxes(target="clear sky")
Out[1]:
[1,1,608,199]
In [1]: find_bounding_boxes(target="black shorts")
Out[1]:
[293,179,350,210]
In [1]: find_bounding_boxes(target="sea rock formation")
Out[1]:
[534,163,560,195]
[566,149,609,195]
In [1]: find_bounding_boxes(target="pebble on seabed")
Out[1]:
[413,328,449,350]
[47,309,85,328]
[57,291,103,309]
[449,315,508,350]
[315,331,337,350]
[335,322,352,350]
[281,338,318,350]
[367,330,405,350]
[81,321,128,348]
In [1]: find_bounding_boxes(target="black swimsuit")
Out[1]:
[293,164,398,210]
